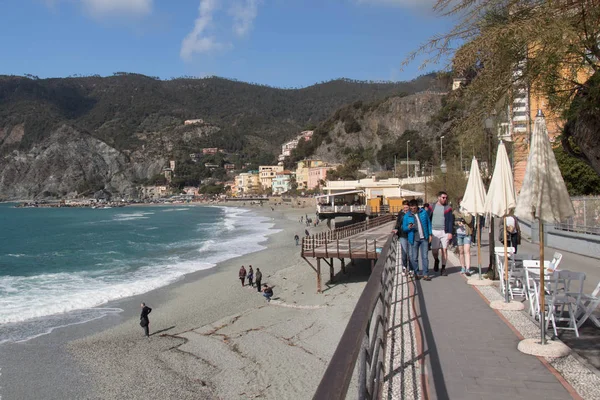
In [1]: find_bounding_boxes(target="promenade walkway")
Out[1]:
[383,238,585,400]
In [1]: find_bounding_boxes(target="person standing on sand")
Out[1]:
[255,268,262,292]
[294,234,299,245]
[140,302,152,338]
[239,265,247,287]
[247,265,254,287]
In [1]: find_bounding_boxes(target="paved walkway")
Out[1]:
[384,240,576,400]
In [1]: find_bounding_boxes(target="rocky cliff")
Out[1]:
[310,92,445,167]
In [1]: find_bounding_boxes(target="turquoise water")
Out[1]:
[0,203,277,343]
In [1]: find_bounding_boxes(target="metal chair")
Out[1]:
[576,281,600,329]
[546,270,585,338]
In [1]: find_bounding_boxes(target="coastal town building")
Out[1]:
[139,185,170,199]
[307,165,336,190]
[183,186,199,197]
[272,171,293,195]
[235,171,260,195]
[184,119,204,125]
[259,165,284,189]
[295,159,326,190]
[202,148,220,155]
[320,176,423,213]
[224,163,236,171]
[277,130,314,162]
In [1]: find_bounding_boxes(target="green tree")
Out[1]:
[408,0,600,176]
[555,145,600,195]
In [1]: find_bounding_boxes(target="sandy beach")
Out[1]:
[0,202,369,399]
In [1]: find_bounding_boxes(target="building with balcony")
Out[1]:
[272,172,293,195]
[295,159,326,190]
[259,165,284,189]
[307,166,335,190]
[235,171,260,196]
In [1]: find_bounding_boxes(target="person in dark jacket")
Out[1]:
[499,214,522,254]
[255,268,263,292]
[392,200,412,274]
[262,284,273,302]
[247,265,254,287]
[239,265,247,287]
[140,302,152,338]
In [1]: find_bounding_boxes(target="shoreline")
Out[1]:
[1,202,365,399]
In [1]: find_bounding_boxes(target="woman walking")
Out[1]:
[453,197,473,275]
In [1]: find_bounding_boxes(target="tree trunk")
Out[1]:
[563,70,600,176]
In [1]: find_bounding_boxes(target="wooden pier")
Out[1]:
[301,214,396,292]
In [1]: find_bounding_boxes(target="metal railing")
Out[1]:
[301,215,394,257]
[317,204,367,213]
[554,196,600,236]
[313,235,399,400]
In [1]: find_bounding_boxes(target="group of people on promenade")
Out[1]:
[394,191,522,280]
[393,191,465,280]
[238,265,273,301]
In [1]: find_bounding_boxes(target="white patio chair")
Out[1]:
[546,270,585,338]
[548,252,563,270]
[523,262,541,318]
[495,247,517,298]
[576,281,600,329]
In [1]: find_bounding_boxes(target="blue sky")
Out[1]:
[0,0,455,88]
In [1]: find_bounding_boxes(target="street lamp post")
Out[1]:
[440,160,447,191]
[440,135,445,163]
[406,140,410,178]
[484,116,496,277]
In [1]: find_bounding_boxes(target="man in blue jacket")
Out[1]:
[403,199,433,280]
[392,200,411,274]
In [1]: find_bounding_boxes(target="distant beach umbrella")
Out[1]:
[484,141,516,303]
[461,157,487,279]
[515,110,575,345]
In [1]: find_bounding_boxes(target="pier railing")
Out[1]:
[301,214,394,257]
[313,235,399,400]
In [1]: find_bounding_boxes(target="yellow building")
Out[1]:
[259,165,284,189]
[235,171,260,196]
[295,159,326,190]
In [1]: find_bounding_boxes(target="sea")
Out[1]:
[0,203,278,344]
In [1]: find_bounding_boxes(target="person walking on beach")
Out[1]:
[255,268,262,292]
[140,302,152,338]
[305,229,310,237]
[403,199,432,280]
[430,191,454,276]
[294,234,299,245]
[247,265,254,287]
[262,284,273,302]
[238,265,247,287]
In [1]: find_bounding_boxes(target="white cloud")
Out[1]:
[181,0,230,60]
[229,0,260,37]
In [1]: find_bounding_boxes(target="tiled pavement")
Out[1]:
[385,240,576,400]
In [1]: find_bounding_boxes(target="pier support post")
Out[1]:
[329,258,334,283]
[317,258,322,293]
[340,258,346,274]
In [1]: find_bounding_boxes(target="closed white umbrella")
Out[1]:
[484,141,516,302]
[515,110,575,345]
[461,157,487,279]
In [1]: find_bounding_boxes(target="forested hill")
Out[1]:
[0,73,448,200]
[0,73,446,156]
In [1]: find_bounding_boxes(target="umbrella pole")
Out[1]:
[477,217,482,280]
[539,220,546,345]
[504,216,509,303]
